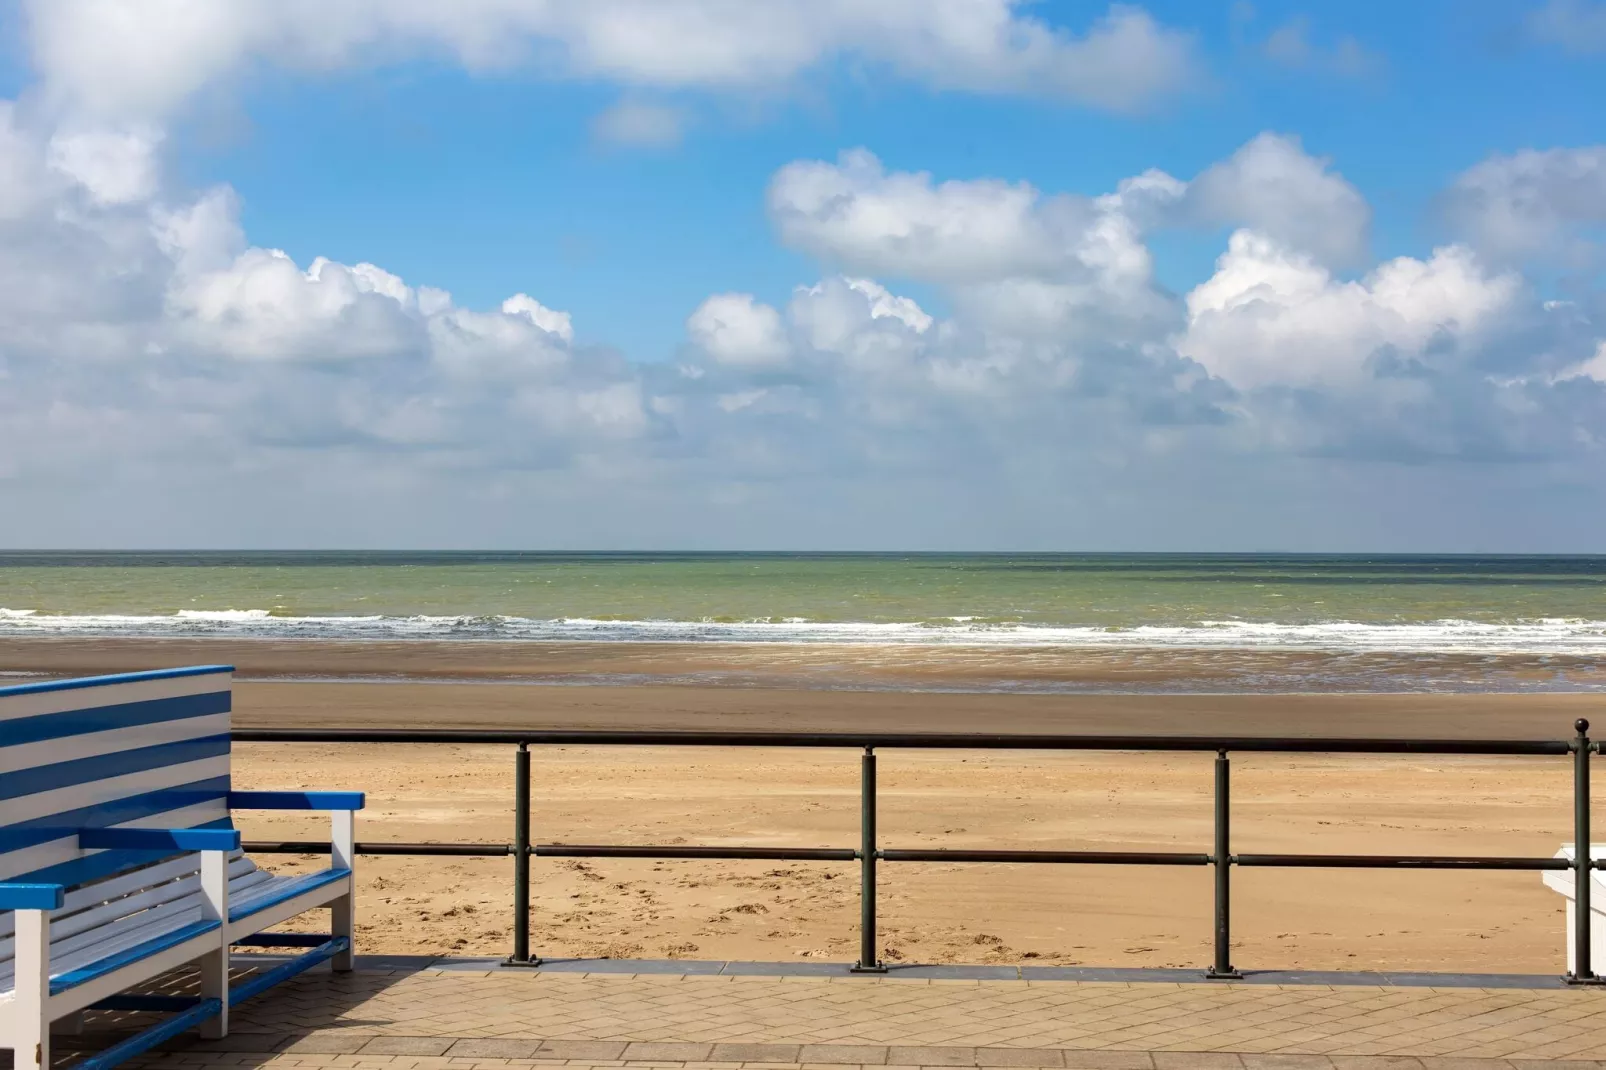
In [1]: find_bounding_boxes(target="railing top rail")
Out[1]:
[230,727,1574,755]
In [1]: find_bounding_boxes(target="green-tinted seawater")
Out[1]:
[0,553,1604,651]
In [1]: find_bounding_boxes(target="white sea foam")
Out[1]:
[2,609,1606,653]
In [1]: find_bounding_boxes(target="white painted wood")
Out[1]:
[331,810,356,971]
[11,910,48,1070]
[0,851,256,943]
[223,875,354,945]
[0,672,231,723]
[0,713,232,775]
[3,755,231,828]
[198,850,228,1039]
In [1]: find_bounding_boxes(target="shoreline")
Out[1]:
[4,636,1606,695]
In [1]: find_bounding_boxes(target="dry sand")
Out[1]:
[9,638,1606,973]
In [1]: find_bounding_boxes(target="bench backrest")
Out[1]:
[0,666,235,892]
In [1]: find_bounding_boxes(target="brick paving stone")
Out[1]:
[798,1047,890,1065]
[885,1049,976,1066]
[360,1039,459,1057]
[973,1049,1064,1067]
[1056,1054,1155,1070]
[444,1041,544,1059]
[621,1045,716,1062]
[710,1046,806,1063]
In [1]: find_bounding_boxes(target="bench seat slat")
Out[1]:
[229,869,351,922]
[0,846,252,941]
[0,900,213,995]
[50,919,221,996]
[0,863,273,966]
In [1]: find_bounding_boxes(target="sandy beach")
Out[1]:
[8,637,1604,973]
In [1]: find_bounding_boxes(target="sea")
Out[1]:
[1,550,1604,648]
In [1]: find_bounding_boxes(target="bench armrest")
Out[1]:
[0,882,66,909]
[79,827,242,852]
[228,791,365,811]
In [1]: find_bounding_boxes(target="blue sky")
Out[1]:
[3,0,1606,549]
[162,0,1606,361]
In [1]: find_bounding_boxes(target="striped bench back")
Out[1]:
[0,666,235,892]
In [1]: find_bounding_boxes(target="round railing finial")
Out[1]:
[1577,718,1591,735]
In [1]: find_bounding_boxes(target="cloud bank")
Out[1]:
[2,6,1606,548]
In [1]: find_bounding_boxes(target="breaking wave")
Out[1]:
[4,608,1606,653]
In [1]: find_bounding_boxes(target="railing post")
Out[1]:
[1207,748,1240,979]
[852,746,886,973]
[506,742,540,966]
[1568,720,1599,984]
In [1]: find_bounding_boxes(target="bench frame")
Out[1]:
[0,668,362,1070]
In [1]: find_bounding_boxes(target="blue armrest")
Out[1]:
[228,791,365,811]
[79,828,242,852]
[0,882,66,909]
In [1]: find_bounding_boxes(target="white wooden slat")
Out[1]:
[0,713,232,775]
[0,858,264,957]
[0,865,287,995]
[0,836,78,885]
[0,673,231,723]
[0,802,232,887]
[0,901,209,993]
[2,755,230,828]
[0,803,238,897]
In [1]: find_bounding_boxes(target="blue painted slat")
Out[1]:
[0,881,65,908]
[1,691,231,746]
[14,817,235,887]
[228,790,365,811]
[49,919,220,995]
[0,775,231,852]
[70,997,222,1070]
[229,937,348,1006]
[230,868,350,921]
[0,735,231,802]
[0,665,233,698]
[80,826,241,852]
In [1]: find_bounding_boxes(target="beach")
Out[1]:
[8,636,1602,974]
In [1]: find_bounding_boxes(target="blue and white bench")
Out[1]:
[1,666,362,1070]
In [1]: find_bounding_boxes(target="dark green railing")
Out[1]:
[233,720,1603,982]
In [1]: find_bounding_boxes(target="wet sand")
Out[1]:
[7,638,1605,972]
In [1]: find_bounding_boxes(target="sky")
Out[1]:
[3,0,1606,551]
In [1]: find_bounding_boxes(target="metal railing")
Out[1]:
[231,720,1605,982]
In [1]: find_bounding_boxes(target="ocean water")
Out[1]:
[2,551,1606,654]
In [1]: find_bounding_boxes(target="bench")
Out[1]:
[1,666,362,1070]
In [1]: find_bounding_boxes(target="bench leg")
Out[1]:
[332,809,356,972]
[199,948,230,1039]
[14,908,50,1070]
[200,849,230,1039]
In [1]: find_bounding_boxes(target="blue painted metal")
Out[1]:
[69,997,223,1070]
[79,826,241,852]
[234,932,336,947]
[0,665,233,697]
[229,936,350,1005]
[228,790,365,810]
[0,881,65,908]
[230,868,351,921]
[49,920,220,995]
[3,692,231,746]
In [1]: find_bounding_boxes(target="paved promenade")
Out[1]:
[34,958,1602,1070]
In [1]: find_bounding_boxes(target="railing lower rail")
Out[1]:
[232,720,1605,982]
